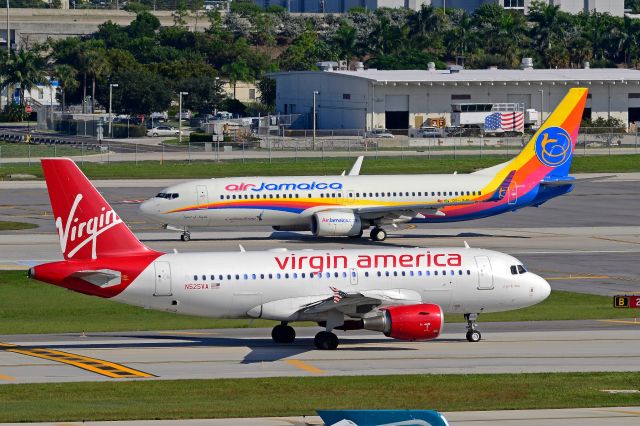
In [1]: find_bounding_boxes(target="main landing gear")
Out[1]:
[370,227,387,242]
[271,322,296,344]
[464,313,482,342]
[180,227,191,242]
[314,331,339,350]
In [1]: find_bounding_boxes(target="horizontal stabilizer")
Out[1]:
[70,269,122,287]
[540,175,616,186]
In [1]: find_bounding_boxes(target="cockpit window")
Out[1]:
[155,193,179,199]
[510,265,518,275]
[517,265,527,274]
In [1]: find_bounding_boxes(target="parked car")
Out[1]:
[175,111,192,120]
[150,111,168,122]
[147,126,182,137]
[367,129,394,138]
[417,126,443,138]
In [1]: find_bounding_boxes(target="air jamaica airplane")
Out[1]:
[141,88,588,242]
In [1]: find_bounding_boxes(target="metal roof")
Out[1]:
[271,68,640,84]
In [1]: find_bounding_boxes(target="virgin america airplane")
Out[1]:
[30,158,550,349]
[141,88,587,242]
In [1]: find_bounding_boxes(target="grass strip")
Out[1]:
[1,154,639,180]
[0,221,38,231]
[1,373,639,422]
[0,271,630,334]
[0,141,82,158]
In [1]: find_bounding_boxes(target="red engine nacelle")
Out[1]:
[363,303,444,341]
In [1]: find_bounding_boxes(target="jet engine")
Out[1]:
[311,211,362,237]
[362,304,443,341]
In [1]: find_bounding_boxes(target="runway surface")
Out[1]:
[1,320,639,384]
[2,407,640,426]
[1,174,639,295]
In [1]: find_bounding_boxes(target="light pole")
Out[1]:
[6,0,9,60]
[108,83,118,138]
[312,90,319,150]
[538,89,544,127]
[179,91,188,144]
[214,76,220,116]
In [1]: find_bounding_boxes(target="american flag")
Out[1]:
[484,112,524,132]
[330,286,347,303]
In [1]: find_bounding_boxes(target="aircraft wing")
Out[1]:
[352,199,478,219]
[301,287,421,315]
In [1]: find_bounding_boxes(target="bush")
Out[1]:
[112,124,147,138]
[190,132,215,142]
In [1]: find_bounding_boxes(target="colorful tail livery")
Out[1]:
[42,158,153,260]
[482,88,587,185]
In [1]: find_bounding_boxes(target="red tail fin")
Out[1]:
[42,158,152,260]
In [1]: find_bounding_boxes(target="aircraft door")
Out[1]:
[196,185,209,209]
[507,181,518,206]
[349,268,358,285]
[154,261,172,296]
[475,256,494,290]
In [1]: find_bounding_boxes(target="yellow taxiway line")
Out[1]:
[285,359,325,375]
[0,374,16,382]
[1,343,154,379]
[598,319,640,325]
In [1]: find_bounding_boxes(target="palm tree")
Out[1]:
[84,48,110,113]
[221,61,253,100]
[2,50,46,111]
[333,21,357,67]
[52,64,79,113]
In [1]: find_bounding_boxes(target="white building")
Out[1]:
[270,65,640,130]
[253,0,623,15]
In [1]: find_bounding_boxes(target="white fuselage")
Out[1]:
[139,172,510,229]
[115,246,550,322]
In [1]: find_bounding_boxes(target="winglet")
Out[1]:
[488,170,516,201]
[348,156,364,176]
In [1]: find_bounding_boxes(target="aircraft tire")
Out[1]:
[466,330,481,342]
[272,324,296,344]
[314,331,339,350]
[370,227,387,242]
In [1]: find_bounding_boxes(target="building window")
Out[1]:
[343,93,351,100]
[629,93,640,99]
[249,89,256,100]
[451,94,471,100]
[503,0,524,7]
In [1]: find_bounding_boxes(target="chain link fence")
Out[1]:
[0,127,638,165]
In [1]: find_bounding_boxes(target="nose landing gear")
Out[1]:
[180,227,191,242]
[464,313,482,342]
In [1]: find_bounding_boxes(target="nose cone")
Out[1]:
[534,274,551,303]
[139,199,160,218]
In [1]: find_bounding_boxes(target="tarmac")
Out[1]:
[2,407,640,425]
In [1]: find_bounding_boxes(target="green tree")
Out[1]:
[221,60,253,99]
[109,66,172,115]
[177,74,225,113]
[191,0,205,32]
[279,30,336,71]
[52,64,79,113]
[84,48,111,113]
[257,77,275,107]
[2,50,47,111]
[333,21,358,67]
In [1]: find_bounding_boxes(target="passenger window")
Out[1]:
[201,275,206,280]
[458,270,463,275]
[467,270,471,275]
[260,274,264,279]
[450,270,455,276]
[210,275,214,280]
[285,273,289,279]
[276,273,281,279]
[193,275,198,281]
[365,272,370,277]
[426,271,430,276]
[232,195,236,200]
[325,272,330,278]
[219,274,224,280]
[252,274,256,280]
[243,274,248,280]
[435,271,438,276]
[334,272,339,278]
[393,271,398,277]
[235,274,239,280]
[269,273,273,279]
[293,273,298,278]
[385,271,390,277]
[227,274,232,280]
[220,195,224,200]
[510,265,518,275]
